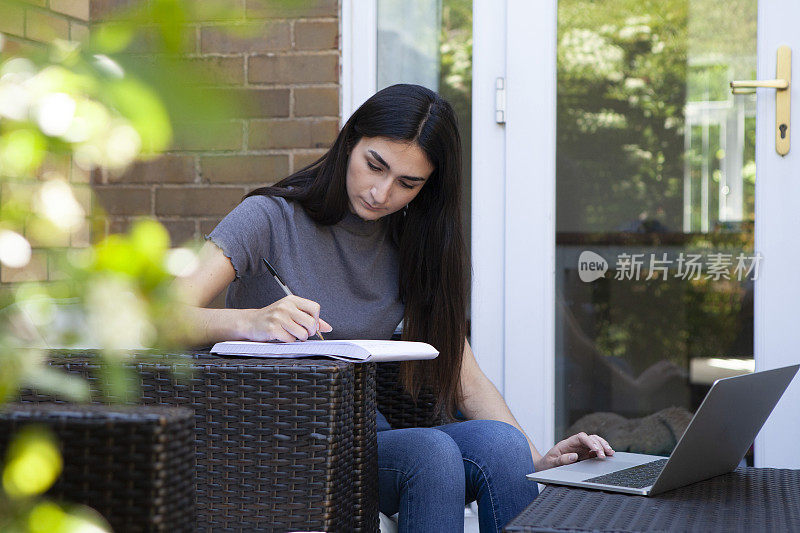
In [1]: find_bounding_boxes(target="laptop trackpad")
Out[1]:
[530,452,663,482]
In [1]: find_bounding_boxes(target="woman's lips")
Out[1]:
[362,199,383,211]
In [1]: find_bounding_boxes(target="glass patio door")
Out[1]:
[343,0,800,468]
[482,0,800,468]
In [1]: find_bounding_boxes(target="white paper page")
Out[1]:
[210,340,438,362]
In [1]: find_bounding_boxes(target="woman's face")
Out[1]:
[345,137,434,221]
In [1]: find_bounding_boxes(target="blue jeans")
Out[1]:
[377,416,540,532]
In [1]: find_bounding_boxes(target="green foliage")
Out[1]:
[557,1,690,232]
[0,427,111,531]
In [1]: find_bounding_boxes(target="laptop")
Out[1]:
[527,364,799,496]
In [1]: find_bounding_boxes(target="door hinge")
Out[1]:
[495,77,506,124]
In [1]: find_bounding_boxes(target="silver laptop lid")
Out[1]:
[649,364,799,495]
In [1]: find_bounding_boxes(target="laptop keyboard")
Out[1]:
[584,458,669,488]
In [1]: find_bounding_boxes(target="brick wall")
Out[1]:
[1,0,341,295]
[92,0,341,248]
[0,0,91,284]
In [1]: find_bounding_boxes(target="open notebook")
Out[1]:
[210,340,439,362]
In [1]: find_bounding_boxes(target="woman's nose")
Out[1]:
[371,179,391,204]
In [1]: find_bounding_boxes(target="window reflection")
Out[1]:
[556,0,757,462]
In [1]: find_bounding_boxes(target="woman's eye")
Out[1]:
[367,162,381,172]
[399,181,415,190]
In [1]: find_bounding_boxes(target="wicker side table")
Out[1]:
[504,467,800,532]
[0,403,195,533]
[20,351,374,533]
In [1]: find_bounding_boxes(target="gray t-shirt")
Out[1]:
[207,195,405,340]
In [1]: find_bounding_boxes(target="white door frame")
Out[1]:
[470,1,507,405]
[753,0,800,469]
[340,0,377,122]
[493,0,558,454]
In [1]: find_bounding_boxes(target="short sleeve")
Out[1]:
[205,195,278,279]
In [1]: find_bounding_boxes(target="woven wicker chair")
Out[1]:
[0,403,195,532]
[375,362,445,430]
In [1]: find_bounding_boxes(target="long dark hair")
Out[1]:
[245,84,468,420]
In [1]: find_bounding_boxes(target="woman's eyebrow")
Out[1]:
[368,149,427,182]
[368,150,391,169]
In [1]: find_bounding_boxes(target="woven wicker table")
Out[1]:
[20,351,378,533]
[504,467,800,532]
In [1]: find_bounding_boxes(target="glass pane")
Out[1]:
[376,0,474,324]
[556,0,757,461]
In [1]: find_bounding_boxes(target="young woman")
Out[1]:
[177,84,614,532]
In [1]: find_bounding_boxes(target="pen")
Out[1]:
[262,257,325,340]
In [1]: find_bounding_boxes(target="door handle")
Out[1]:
[730,45,791,156]
[730,79,788,92]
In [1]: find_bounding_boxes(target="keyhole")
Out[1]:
[779,124,788,139]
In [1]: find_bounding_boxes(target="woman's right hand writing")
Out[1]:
[242,295,333,342]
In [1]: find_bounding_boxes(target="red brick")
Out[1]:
[186,88,289,118]
[0,3,25,36]
[51,0,90,21]
[294,20,338,50]
[70,21,89,42]
[155,187,244,216]
[201,154,289,183]
[124,24,196,54]
[172,121,244,151]
[108,217,132,234]
[186,0,245,21]
[200,218,224,236]
[25,9,71,42]
[105,155,197,184]
[40,154,71,179]
[71,161,90,183]
[294,86,339,117]
[249,118,337,149]
[0,36,43,56]
[200,21,290,53]
[246,0,337,18]
[248,53,338,84]
[70,224,91,247]
[73,184,92,214]
[186,56,245,85]
[26,218,71,248]
[310,119,338,146]
[93,186,152,215]
[1,250,48,283]
[90,0,141,21]
[90,168,104,185]
[293,150,327,171]
[159,219,198,245]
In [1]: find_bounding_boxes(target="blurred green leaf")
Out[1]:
[92,23,136,54]
[98,361,140,403]
[106,78,172,154]
[0,129,47,177]
[22,367,90,403]
[131,218,170,258]
[2,426,62,499]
